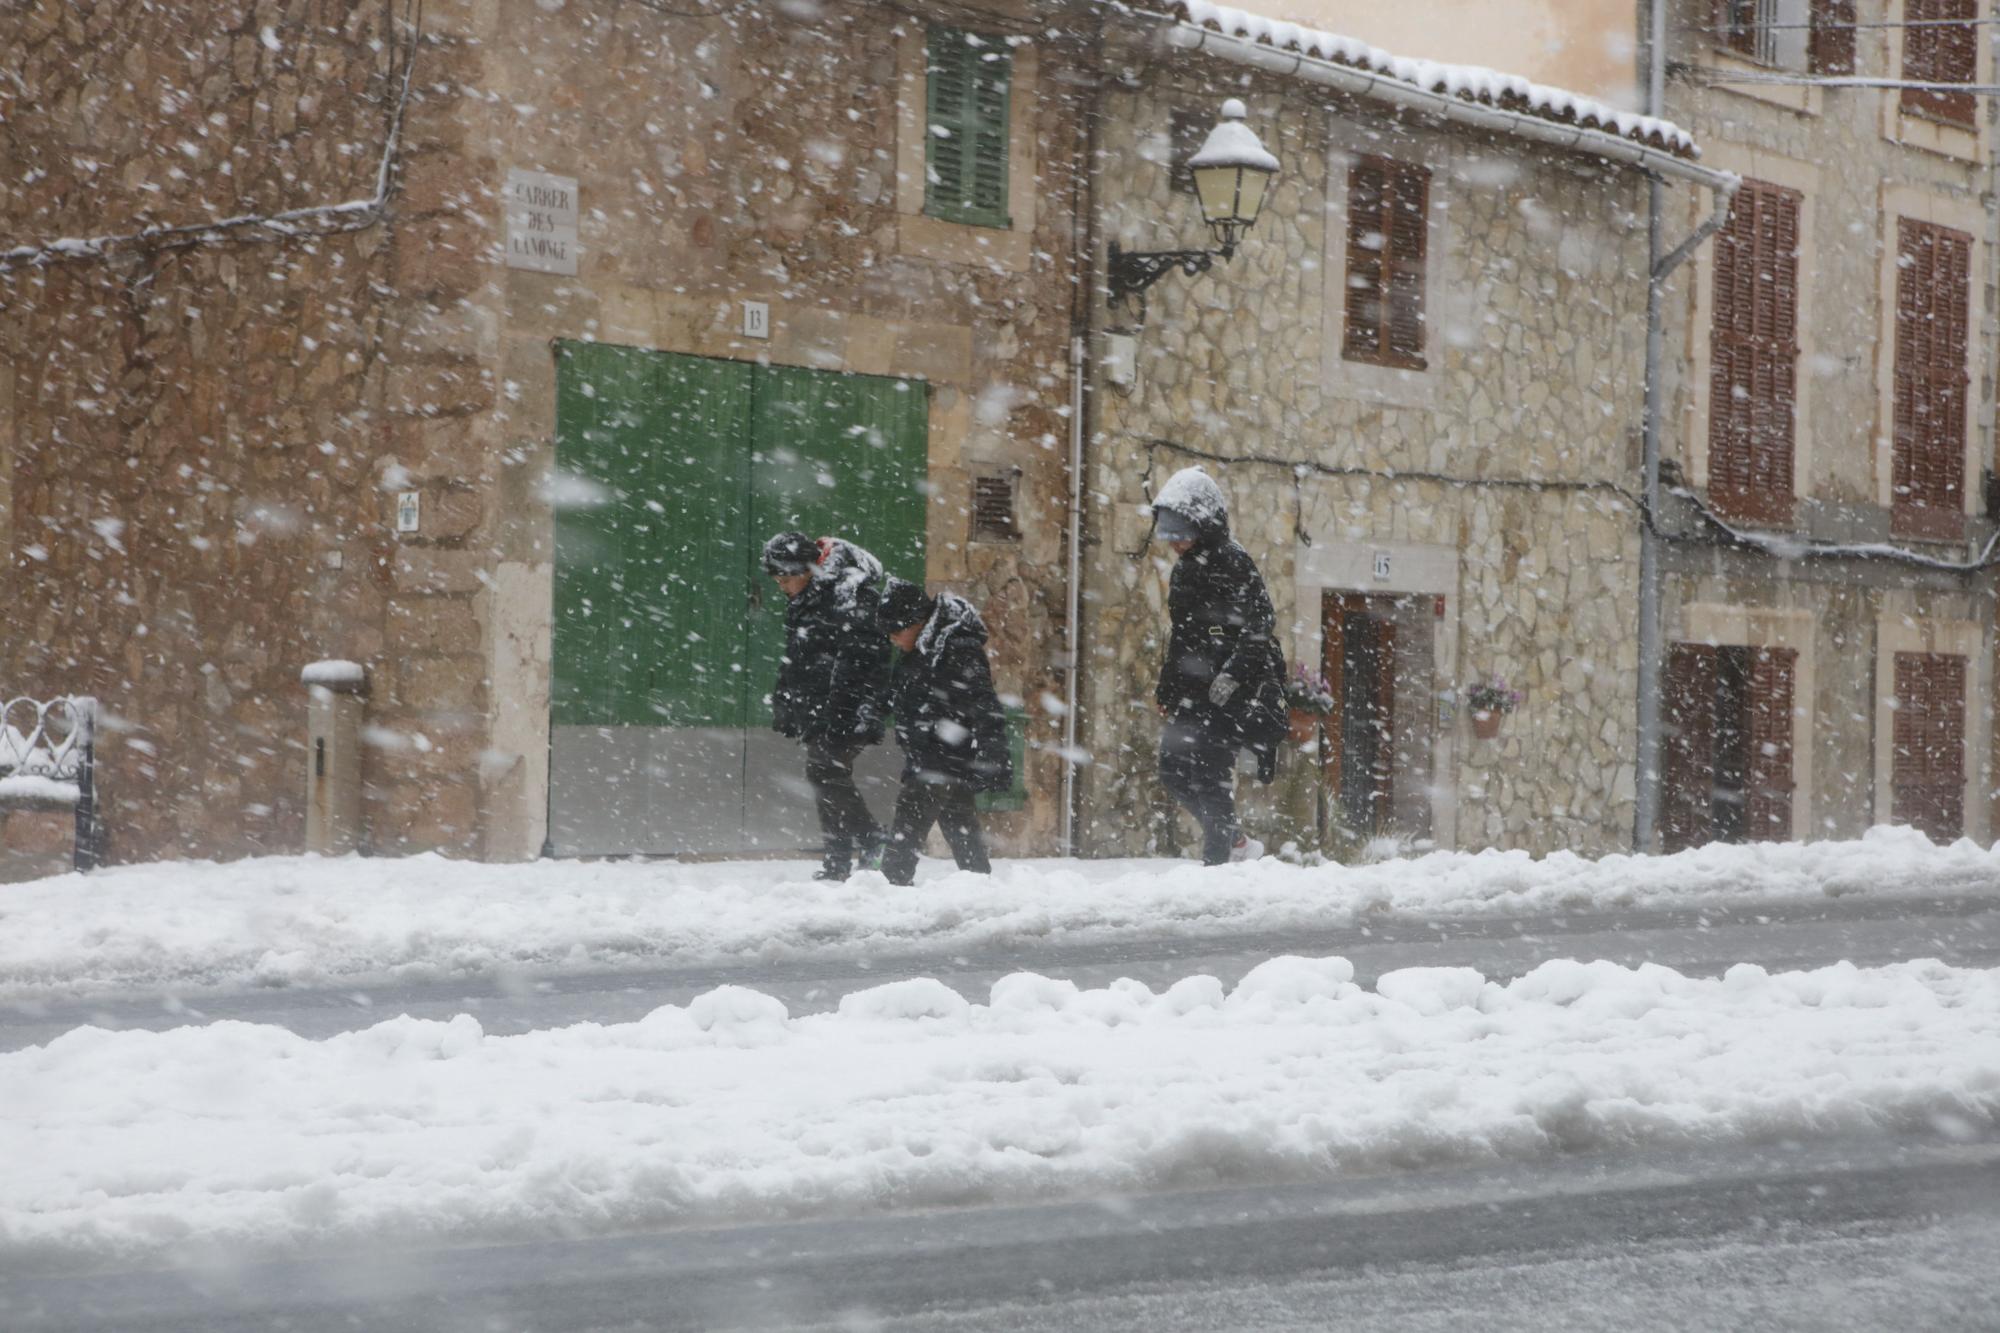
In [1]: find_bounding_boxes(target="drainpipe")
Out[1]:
[1060,7,1108,859]
[1062,331,1085,855]
[1634,0,1739,852]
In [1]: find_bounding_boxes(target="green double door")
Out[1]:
[549,342,927,855]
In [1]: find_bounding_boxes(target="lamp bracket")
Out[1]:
[1107,240,1234,309]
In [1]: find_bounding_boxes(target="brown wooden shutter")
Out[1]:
[1809,0,1856,75]
[1745,646,1796,841]
[1664,643,1719,853]
[1903,0,1978,126]
[1892,219,1972,540]
[1716,0,1760,57]
[1385,170,1429,366]
[1892,652,1967,840]
[1343,157,1429,371]
[1707,181,1800,526]
[1343,161,1387,364]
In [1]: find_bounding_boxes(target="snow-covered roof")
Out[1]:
[1168,1,1698,159]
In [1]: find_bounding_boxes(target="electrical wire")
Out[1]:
[1130,435,2000,575]
[0,0,423,270]
[1126,435,1637,558]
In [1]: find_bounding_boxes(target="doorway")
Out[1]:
[1321,592,1435,839]
[547,342,928,856]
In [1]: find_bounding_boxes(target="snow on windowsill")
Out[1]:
[1172,0,1698,158]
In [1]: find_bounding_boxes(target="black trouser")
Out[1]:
[804,738,881,870]
[880,774,990,886]
[1159,716,1238,866]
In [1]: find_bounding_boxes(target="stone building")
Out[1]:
[1650,0,1998,847]
[8,0,1985,872]
[1,0,1095,865]
[1070,2,1731,857]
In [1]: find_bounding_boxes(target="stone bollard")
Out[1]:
[302,661,368,855]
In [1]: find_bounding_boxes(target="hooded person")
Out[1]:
[1149,467,1287,865]
[873,577,1012,886]
[763,531,892,880]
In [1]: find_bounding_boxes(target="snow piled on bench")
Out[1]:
[5,956,1995,1263]
[0,827,1992,999]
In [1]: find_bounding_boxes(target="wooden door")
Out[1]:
[1893,652,1966,841]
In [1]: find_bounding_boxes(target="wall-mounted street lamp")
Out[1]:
[1109,99,1279,308]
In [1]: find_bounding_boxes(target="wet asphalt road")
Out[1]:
[5,1136,1997,1331]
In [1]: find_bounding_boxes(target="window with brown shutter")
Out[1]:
[1892,218,1972,540]
[1902,0,1978,126]
[1892,651,1966,840]
[1808,0,1856,75]
[1664,642,1796,852]
[1707,180,1800,527]
[1714,0,1762,58]
[1343,156,1430,371]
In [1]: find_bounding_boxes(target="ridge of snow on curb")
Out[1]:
[5,957,1997,1265]
[1172,0,1696,157]
[1,828,1995,998]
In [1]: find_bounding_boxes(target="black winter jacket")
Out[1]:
[770,547,890,744]
[887,593,1013,791]
[1156,523,1286,751]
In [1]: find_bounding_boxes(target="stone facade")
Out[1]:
[1,0,1091,864]
[1655,0,1999,843]
[1075,44,1654,857]
[1,1,453,860]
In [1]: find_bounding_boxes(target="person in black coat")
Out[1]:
[1150,467,1286,866]
[874,577,1012,886]
[763,531,891,880]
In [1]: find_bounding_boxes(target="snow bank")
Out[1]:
[4,957,1995,1265]
[1,828,1995,999]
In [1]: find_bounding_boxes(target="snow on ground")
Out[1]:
[5,956,1997,1266]
[0,827,1995,999]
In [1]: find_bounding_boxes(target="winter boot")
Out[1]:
[814,842,853,881]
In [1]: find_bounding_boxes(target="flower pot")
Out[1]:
[1470,709,1501,740]
[1287,710,1321,744]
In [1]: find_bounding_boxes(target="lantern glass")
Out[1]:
[1193,160,1272,234]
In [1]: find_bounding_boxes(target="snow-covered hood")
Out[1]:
[811,537,884,611]
[916,591,987,664]
[1151,466,1230,543]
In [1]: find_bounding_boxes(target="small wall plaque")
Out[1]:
[742,300,770,340]
[504,168,579,275]
[396,492,421,534]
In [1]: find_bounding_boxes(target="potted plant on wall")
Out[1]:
[1284,665,1336,744]
[1463,675,1521,740]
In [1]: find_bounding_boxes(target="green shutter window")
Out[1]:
[925,25,1012,230]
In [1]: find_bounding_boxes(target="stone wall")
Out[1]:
[1077,53,1652,857]
[0,0,482,861]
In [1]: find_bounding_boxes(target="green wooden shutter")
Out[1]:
[925,25,1012,229]
[743,366,930,730]
[552,342,754,729]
